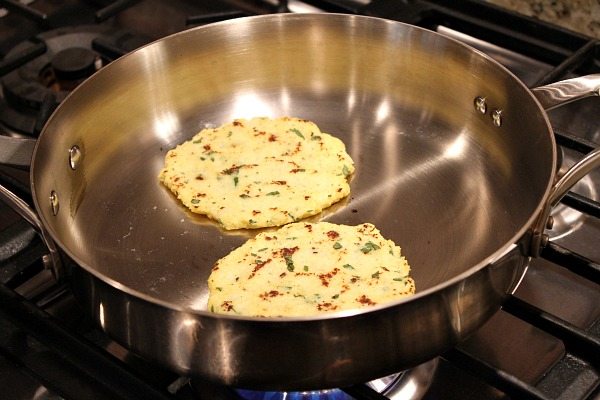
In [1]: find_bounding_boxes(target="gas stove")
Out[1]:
[0,1,598,399]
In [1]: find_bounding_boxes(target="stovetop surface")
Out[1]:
[0,1,599,400]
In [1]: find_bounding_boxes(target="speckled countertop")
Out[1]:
[487,0,600,39]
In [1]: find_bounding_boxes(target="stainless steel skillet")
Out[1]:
[1,13,599,391]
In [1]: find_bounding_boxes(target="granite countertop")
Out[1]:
[488,0,600,39]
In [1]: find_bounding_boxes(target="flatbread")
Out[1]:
[207,222,415,317]
[158,117,354,229]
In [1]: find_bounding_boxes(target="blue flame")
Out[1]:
[235,389,353,400]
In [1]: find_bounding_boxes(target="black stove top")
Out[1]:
[0,1,599,399]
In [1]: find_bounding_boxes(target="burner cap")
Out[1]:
[0,25,150,136]
[51,47,97,80]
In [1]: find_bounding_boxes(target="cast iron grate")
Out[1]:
[0,1,598,399]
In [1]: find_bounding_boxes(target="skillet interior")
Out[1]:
[32,14,555,311]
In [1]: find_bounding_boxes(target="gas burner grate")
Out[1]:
[364,0,596,66]
[0,1,598,399]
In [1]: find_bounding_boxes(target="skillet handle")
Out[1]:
[0,135,63,281]
[530,73,600,111]
[530,148,600,257]
[0,184,63,281]
[528,74,600,256]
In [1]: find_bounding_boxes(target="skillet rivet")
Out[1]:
[474,97,487,114]
[49,191,59,216]
[546,216,554,230]
[68,145,82,170]
[492,109,503,127]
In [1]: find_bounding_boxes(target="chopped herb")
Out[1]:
[360,241,381,254]
[285,256,294,272]
[371,271,380,279]
[342,264,354,270]
[233,176,239,186]
[210,305,214,312]
[393,277,406,281]
[200,157,205,160]
[290,128,305,139]
[258,248,268,252]
[192,138,202,144]
[216,287,223,291]
[248,219,256,224]
[332,294,339,299]
[191,199,200,204]
[250,253,257,257]
[333,242,342,250]
[266,191,280,196]
[239,194,251,198]
[342,165,351,177]
[304,265,309,271]
[227,131,233,137]
[311,135,321,141]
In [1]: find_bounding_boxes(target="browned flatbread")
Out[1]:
[207,222,415,317]
[159,117,354,229]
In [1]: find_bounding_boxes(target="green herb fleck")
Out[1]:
[304,265,309,271]
[266,191,280,196]
[258,248,268,252]
[393,277,406,282]
[371,271,380,279]
[290,128,305,139]
[285,256,294,272]
[342,165,351,177]
[216,287,223,291]
[193,138,202,144]
[191,199,200,204]
[332,294,339,299]
[233,176,239,186]
[360,241,381,254]
[333,242,342,250]
[343,264,354,270]
[239,194,251,198]
[248,219,256,224]
[311,135,321,141]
